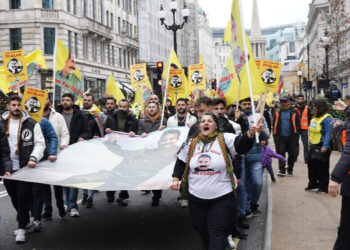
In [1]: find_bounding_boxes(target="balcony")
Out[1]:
[79,17,113,40]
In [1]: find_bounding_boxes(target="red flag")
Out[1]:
[277,80,284,95]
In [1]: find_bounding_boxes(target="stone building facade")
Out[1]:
[0,0,138,101]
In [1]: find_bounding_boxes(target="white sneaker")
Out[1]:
[227,235,236,249]
[180,199,188,208]
[15,229,26,244]
[70,208,80,217]
[14,223,31,235]
[32,220,42,232]
[64,205,70,212]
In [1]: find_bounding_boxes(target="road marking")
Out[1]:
[77,199,82,205]
[0,193,8,198]
[0,191,7,195]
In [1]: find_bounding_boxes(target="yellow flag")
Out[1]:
[105,73,125,102]
[22,87,48,122]
[161,49,182,95]
[189,64,206,91]
[257,60,282,93]
[199,54,203,64]
[218,2,266,105]
[75,88,91,106]
[2,50,28,83]
[0,50,48,94]
[135,85,152,107]
[130,63,152,90]
[54,37,83,98]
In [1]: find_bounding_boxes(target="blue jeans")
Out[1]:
[64,187,78,209]
[236,156,250,216]
[83,189,95,199]
[245,160,263,205]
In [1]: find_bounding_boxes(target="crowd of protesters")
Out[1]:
[0,90,350,250]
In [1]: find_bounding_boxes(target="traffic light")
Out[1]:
[211,78,217,90]
[156,62,163,79]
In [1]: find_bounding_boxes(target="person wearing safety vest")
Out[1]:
[295,94,312,163]
[272,95,301,177]
[306,98,333,193]
[329,102,350,250]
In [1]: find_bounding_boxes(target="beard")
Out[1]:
[10,110,21,117]
[118,110,128,117]
[62,104,72,110]
[177,108,186,115]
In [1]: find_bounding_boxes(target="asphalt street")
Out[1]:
[0,182,267,250]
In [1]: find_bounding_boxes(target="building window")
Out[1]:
[134,25,137,37]
[112,46,115,66]
[100,42,105,63]
[133,0,136,16]
[44,28,55,55]
[92,0,95,20]
[42,0,53,9]
[82,0,86,16]
[118,17,121,34]
[67,0,70,12]
[83,36,88,60]
[111,13,114,29]
[68,30,72,53]
[107,45,111,65]
[9,0,21,9]
[92,39,97,61]
[100,0,103,24]
[106,11,109,26]
[129,23,132,37]
[10,28,22,50]
[73,0,77,15]
[119,48,122,66]
[74,33,78,57]
[289,42,295,53]
[123,50,126,68]
[122,20,126,34]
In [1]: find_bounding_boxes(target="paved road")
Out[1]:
[0,186,203,250]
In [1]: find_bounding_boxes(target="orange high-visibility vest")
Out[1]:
[342,129,346,146]
[296,106,309,130]
[274,110,297,136]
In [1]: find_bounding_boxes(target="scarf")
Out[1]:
[146,112,160,123]
[180,132,236,198]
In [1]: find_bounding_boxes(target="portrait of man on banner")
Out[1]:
[55,53,83,97]
[7,58,23,74]
[261,68,276,84]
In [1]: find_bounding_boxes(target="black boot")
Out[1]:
[238,214,249,229]
[232,224,248,239]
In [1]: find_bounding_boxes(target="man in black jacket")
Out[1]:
[329,105,350,250]
[56,93,92,217]
[104,98,138,206]
[1,95,46,243]
[0,125,12,177]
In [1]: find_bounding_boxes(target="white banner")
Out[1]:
[1,128,189,191]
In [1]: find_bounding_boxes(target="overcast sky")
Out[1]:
[197,0,312,29]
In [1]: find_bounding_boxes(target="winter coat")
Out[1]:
[167,113,197,128]
[46,108,70,151]
[0,124,12,175]
[1,111,45,167]
[137,114,167,134]
[39,117,58,161]
[262,145,286,166]
[56,105,92,145]
[331,106,350,196]
[104,111,138,133]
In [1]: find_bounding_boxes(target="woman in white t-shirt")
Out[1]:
[171,112,263,250]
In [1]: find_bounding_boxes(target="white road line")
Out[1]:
[0,193,8,198]
[0,191,7,195]
[77,199,82,204]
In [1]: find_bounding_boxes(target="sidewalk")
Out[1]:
[271,146,341,250]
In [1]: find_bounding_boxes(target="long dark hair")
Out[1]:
[313,98,329,118]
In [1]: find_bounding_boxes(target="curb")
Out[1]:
[263,174,272,250]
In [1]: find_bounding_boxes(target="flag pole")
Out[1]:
[238,0,259,142]
[52,35,58,107]
[160,47,174,127]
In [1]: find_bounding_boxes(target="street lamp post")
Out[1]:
[321,29,330,82]
[158,0,190,54]
[298,69,303,95]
